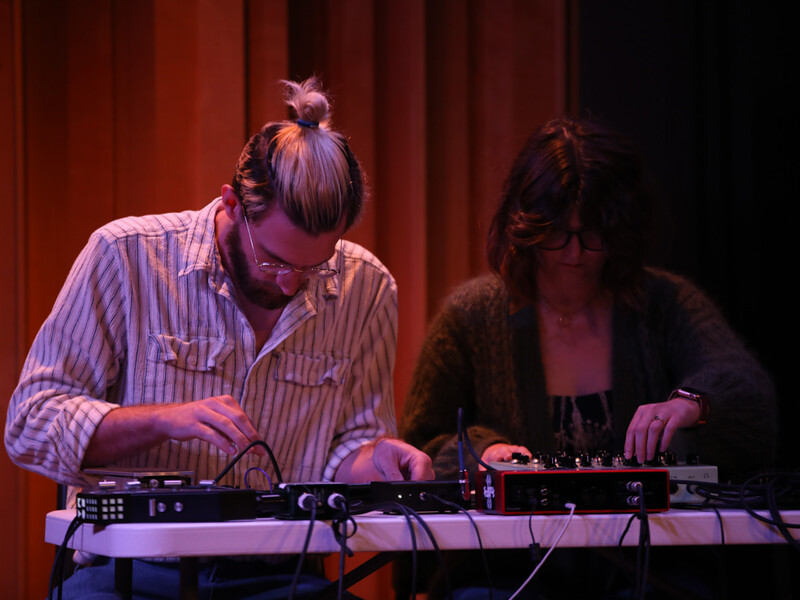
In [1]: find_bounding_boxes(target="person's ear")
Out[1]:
[221,184,240,220]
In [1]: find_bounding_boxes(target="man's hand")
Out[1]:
[624,398,701,464]
[83,396,265,468]
[152,396,263,455]
[334,437,435,483]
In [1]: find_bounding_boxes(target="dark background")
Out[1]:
[579,0,793,470]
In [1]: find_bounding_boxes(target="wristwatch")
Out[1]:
[668,387,709,426]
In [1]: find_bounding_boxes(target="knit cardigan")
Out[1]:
[400,269,777,482]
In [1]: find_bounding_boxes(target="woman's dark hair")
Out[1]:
[486,116,653,309]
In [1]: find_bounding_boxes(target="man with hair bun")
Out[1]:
[6,77,432,598]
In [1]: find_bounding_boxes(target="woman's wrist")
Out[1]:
[668,387,709,426]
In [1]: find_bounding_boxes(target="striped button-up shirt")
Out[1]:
[5,199,398,501]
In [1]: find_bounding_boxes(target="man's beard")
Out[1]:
[223,224,297,310]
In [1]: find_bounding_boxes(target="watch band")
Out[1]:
[669,387,709,426]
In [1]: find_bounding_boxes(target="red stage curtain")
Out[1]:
[0,1,571,597]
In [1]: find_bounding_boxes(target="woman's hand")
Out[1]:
[479,443,533,470]
[624,398,701,463]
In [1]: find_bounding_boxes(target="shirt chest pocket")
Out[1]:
[147,333,234,372]
[273,352,350,387]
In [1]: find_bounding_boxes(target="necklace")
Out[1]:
[538,293,602,328]
[555,313,573,328]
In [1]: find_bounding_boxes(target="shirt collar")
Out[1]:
[179,198,224,277]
